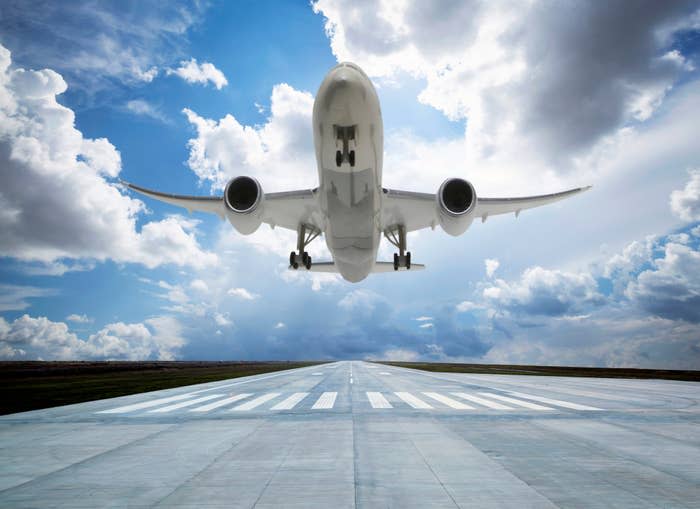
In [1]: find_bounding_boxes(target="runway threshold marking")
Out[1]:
[423,392,474,409]
[451,393,513,410]
[395,392,432,409]
[97,393,195,414]
[190,393,253,412]
[312,392,337,409]
[231,393,281,411]
[150,394,225,413]
[506,391,603,411]
[367,392,392,408]
[270,392,309,410]
[478,392,552,410]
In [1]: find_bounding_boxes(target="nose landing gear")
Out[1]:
[289,224,320,271]
[385,224,411,271]
[334,125,356,168]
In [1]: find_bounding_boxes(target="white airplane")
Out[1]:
[124,62,590,283]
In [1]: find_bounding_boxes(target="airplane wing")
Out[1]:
[380,186,591,233]
[122,181,323,232]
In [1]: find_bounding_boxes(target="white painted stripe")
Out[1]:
[507,391,602,411]
[190,393,252,412]
[97,393,195,414]
[379,372,391,375]
[149,394,224,413]
[367,392,392,408]
[270,392,309,410]
[451,392,513,410]
[395,392,432,409]
[231,393,281,411]
[478,392,552,410]
[423,392,474,409]
[191,364,331,394]
[367,366,378,369]
[311,372,323,376]
[312,392,337,409]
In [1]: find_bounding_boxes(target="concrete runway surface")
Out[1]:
[1,361,699,508]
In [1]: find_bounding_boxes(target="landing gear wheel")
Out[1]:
[393,253,399,271]
[348,150,356,167]
[289,251,296,267]
[305,256,312,270]
[335,150,342,167]
[302,251,309,265]
[406,252,411,270]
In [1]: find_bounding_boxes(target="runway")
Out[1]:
[1,361,699,508]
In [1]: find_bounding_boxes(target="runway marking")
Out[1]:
[395,392,432,409]
[270,392,309,410]
[149,394,224,413]
[367,366,378,369]
[423,392,474,409]
[97,393,195,414]
[190,393,252,412]
[451,392,513,410]
[367,392,392,408]
[478,392,553,410]
[506,391,603,411]
[231,393,281,411]
[191,364,333,394]
[379,372,391,375]
[311,372,324,376]
[312,392,337,409]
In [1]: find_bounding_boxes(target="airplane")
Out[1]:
[124,62,590,283]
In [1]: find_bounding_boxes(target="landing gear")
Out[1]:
[385,225,412,270]
[289,224,320,271]
[334,125,357,167]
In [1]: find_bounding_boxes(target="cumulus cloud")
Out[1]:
[485,258,499,278]
[0,44,217,270]
[227,287,259,300]
[313,0,698,162]
[66,314,91,323]
[670,170,700,222]
[167,58,228,89]
[0,314,185,360]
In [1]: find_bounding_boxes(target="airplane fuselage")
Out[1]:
[313,62,383,282]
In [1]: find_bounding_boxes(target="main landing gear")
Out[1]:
[289,224,321,271]
[384,224,411,271]
[334,125,356,168]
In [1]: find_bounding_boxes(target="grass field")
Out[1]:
[379,361,700,381]
[0,361,323,415]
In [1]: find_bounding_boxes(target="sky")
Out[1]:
[1,0,699,368]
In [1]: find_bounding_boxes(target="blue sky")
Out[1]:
[1,1,699,367]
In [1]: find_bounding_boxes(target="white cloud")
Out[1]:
[189,279,209,292]
[670,170,700,222]
[0,314,185,360]
[485,258,499,278]
[455,301,484,312]
[125,99,167,122]
[213,312,232,327]
[274,322,286,329]
[66,314,91,323]
[0,284,55,311]
[0,44,217,270]
[168,58,228,89]
[415,316,432,321]
[227,287,259,300]
[419,323,433,329]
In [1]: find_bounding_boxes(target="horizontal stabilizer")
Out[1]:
[302,261,425,273]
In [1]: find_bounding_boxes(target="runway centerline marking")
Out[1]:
[149,394,224,413]
[451,392,513,410]
[311,372,323,376]
[231,393,281,411]
[97,393,195,414]
[270,392,309,410]
[395,392,432,409]
[367,392,392,408]
[312,392,337,409]
[190,393,252,412]
[379,372,391,375]
[423,392,474,409]
[478,392,553,410]
[506,391,603,411]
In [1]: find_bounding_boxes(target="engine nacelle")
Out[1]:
[437,178,477,236]
[224,176,264,235]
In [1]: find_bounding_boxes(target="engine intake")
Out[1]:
[224,176,264,234]
[437,178,477,236]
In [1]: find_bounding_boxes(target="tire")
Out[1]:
[336,150,342,167]
[292,262,299,269]
[289,251,295,266]
[349,150,355,167]
[406,252,411,270]
[393,253,399,271]
[302,252,309,265]
[305,256,312,270]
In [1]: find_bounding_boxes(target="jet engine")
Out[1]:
[437,178,477,236]
[224,176,264,234]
